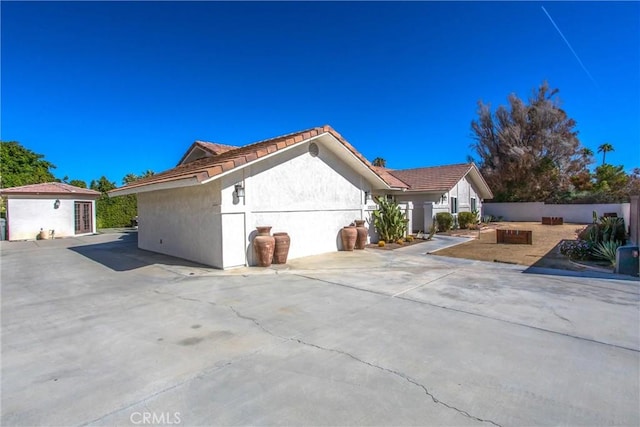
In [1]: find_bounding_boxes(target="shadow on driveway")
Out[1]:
[68,232,210,272]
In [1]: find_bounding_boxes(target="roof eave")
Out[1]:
[108,176,201,197]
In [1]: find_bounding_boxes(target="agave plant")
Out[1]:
[591,240,622,267]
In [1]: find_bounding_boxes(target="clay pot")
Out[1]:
[341,226,357,251]
[272,232,291,264]
[254,226,275,267]
[354,220,368,250]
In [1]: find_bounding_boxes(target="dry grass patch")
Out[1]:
[433,222,587,266]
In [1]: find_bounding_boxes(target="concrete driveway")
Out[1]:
[1,233,638,426]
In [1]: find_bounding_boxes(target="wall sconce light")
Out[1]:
[364,191,371,202]
[54,199,61,209]
[441,193,448,201]
[234,183,245,198]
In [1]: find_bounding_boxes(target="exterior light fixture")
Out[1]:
[364,191,370,202]
[234,183,245,198]
[54,199,61,209]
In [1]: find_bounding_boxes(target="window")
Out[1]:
[471,197,477,212]
[450,197,458,214]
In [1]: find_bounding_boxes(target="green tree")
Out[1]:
[372,157,386,167]
[470,81,589,202]
[68,179,87,188]
[0,141,56,188]
[597,143,614,165]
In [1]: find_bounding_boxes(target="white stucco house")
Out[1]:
[0,182,100,241]
[381,163,493,233]
[109,125,492,269]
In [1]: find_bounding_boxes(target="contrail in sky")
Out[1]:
[541,6,598,87]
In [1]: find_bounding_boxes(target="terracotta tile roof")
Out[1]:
[387,163,475,192]
[372,166,410,189]
[0,182,101,197]
[112,125,408,193]
[177,141,240,165]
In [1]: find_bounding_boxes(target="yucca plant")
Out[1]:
[591,240,622,267]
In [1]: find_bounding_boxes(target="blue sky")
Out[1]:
[2,1,639,186]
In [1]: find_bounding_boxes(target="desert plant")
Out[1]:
[591,240,622,267]
[599,216,625,243]
[435,212,454,232]
[395,239,404,245]
[559,239,593,260]
[371,197,408,242]
[406,235,414,242]
[458,212,476,229]
[481,215,493,224]
[378,241,385,247]
[426,221,438,240]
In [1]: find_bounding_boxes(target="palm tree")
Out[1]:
[597,143,614,165]
[372,157,386,167]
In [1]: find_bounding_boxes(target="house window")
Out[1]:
[450,197,458,214]
[471,197,477,212]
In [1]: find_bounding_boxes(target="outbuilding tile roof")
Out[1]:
[0,182,101,197]
[114,125,409,193]
[387,163,476,192]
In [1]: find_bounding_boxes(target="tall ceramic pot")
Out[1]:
[354,220,367,250]
[273,232,291,264]
[254,226,275,267]
[341,226,357,251]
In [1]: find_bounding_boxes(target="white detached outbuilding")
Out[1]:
[0,182,100,240]
[109,125,492,269]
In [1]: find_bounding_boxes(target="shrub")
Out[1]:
[372,197,408,242]
[559,240,592,260]
[458,212,476,229]
[435,212,454,232]
[591,240,622,267]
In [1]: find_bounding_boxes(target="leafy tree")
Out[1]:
[122,170,154,185]
[593,164,628,193]
[68,179,87,188]
[597,143,614,165]
[470,81,589,202]
[0,141,56,188]
[90,176,116,193]
[372,157,386,167]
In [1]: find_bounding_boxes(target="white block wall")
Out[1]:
[484,202,631,225]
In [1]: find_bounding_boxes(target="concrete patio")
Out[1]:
[1,232,638,426]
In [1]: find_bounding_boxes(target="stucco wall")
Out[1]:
[7,197,96,241]
[484,202,631,225]
[220,141,371,266]
[395,176,483,232]
[137,182,224,268]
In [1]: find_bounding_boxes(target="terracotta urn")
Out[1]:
[341,226,357,251]
[354,220,367,250]
[272,232,291,264]
[254,226,275,267]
